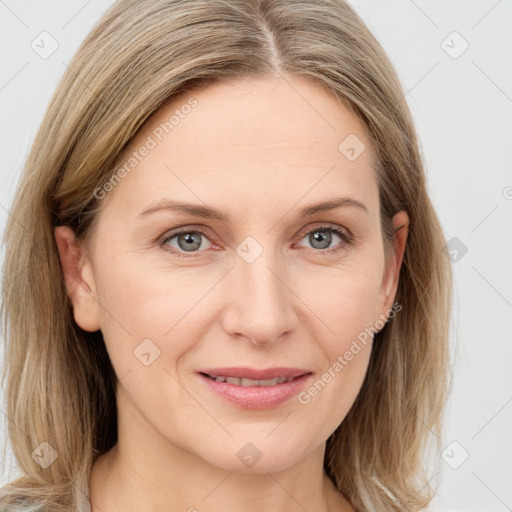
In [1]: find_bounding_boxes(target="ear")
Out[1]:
[54,226,101,332]
[377,210,409,320]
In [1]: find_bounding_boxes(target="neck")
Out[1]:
[90,444,351,512]
[88,387,354,512]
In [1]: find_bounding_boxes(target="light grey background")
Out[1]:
[1,1,511,511]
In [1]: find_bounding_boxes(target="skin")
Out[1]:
[55,74,408,512]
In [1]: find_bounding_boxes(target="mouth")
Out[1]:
[200,373,299,387]
[197,367,312,409]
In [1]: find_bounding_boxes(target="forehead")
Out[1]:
[102,75,378,221]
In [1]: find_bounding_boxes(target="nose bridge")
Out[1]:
[223,236,296,345]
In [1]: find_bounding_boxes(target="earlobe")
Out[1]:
[54,226,101,332]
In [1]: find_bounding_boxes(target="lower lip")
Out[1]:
[198,373,311,409]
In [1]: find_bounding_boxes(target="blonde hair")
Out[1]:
[1,0,452,510]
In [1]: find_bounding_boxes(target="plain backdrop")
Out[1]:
[1,1,511,511]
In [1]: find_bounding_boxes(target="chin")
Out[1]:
[199,435,314,475]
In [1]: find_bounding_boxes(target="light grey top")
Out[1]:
[75,480,92,512]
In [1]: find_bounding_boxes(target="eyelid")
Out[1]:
[295,222,353,243]
[158,225,218,249]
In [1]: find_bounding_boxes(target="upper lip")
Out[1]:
[199,367,311,380]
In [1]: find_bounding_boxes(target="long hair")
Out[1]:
[1,0,452,510]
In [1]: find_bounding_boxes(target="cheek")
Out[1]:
[91,252,207,376]
[298,255,384,341]
[295,256,383,392]
[292,267,381,432]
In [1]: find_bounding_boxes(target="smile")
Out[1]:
[202,373,297,387]
[197,368,312,409]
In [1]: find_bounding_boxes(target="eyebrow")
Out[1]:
[137,196,368,222]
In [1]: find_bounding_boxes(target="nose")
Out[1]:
[221,247,298,346]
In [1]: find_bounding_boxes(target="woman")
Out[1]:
[1,0,452,510]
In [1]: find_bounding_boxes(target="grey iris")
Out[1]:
[310,230,332,249]
[177,232,202,251]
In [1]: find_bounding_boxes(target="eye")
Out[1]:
[159,226,214,256]
[295,224,352,253]
[158,224,352,258]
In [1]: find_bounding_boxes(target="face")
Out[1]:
[56,75,407,475]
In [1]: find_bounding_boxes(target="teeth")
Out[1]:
[208,374,296,386]
[241,378,265,386]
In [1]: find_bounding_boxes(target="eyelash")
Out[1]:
[158,224,353,259]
